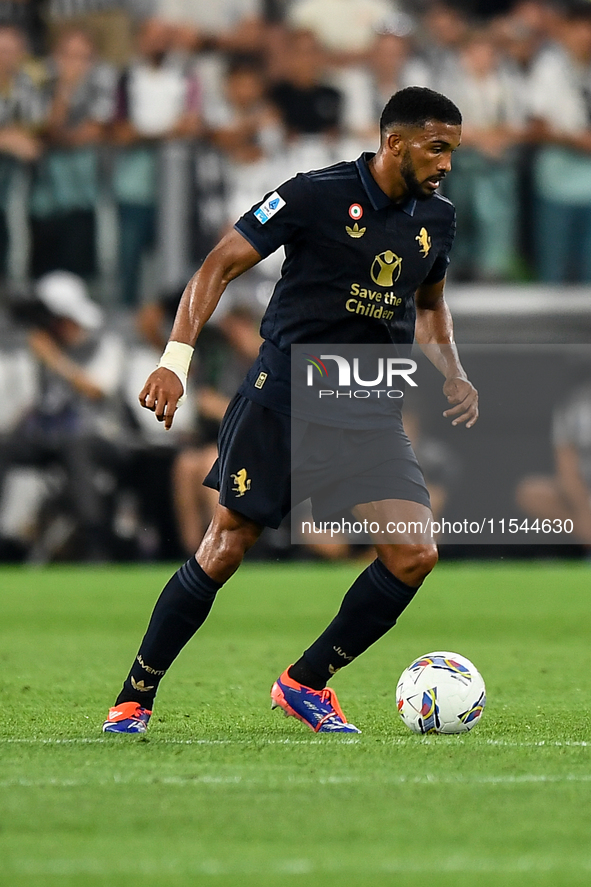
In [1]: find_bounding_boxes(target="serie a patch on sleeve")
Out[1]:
[254,192,286,224]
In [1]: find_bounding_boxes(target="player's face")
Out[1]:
[399,122,462,201]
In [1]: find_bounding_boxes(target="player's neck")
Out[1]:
[368,151,408,204]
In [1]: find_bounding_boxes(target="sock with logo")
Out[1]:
[298,558,420,683]
[115,557,222,709]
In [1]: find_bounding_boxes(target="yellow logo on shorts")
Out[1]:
[231,468,251,496]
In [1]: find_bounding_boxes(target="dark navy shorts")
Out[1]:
[203,393,430,529]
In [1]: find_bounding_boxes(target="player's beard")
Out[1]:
[400,148,437,201]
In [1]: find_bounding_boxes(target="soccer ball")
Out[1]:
[396,651,486,734]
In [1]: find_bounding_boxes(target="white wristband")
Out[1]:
[157,341,194,405]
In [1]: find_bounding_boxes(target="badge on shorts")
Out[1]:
[254,192,286,224]
[231,469,251,496]
[255,372,267,389]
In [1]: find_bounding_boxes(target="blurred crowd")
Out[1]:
[1,0,591,561]
[0,0,591,292]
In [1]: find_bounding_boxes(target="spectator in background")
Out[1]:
[205,56,282,166]
[527,3,591,283]
[0,0,45,55]
[28,27,115,281]
[509,0,563,45]
[0,272,126,560]
[110,18,200,305]
[45,0,151,67]
[337,23,431,145]
[287,0,394,60]
[419,2,470,78]
[440,27,525,280]
[0,24,42,278]
[204,55,284,222]
[493,9,544,109]
[516,376,591,546]
[492,8,545,271]
[152,0,266,62]
[269,29,342,139]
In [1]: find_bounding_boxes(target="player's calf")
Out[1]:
[292,557,426,693]
[102,508,263,735]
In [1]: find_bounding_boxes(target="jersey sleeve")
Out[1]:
[234,173,312,259]
[421,206,456,285]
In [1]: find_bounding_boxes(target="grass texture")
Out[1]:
[1,561,590,886]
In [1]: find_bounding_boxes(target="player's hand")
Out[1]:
[442,377,478,428]
[139,367,183,430]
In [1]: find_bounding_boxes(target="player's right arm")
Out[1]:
[139,229,262,429]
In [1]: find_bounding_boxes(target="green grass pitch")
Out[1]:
[1,560,591,887]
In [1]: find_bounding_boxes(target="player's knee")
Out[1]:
[380,544,438,587]
[214,525,259,569]
[199,505,262,573]
[227,521,261,555]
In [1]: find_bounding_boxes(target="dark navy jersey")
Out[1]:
[234,152,456,415]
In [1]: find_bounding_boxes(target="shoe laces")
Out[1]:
[319,687,346,722]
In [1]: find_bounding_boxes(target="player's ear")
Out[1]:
[385,131,403,156]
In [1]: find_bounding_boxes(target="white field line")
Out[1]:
[484,739,590,748]
[0,736,590,747]
[1,773,591,789]
[0,736,361,745]
[8,855,591,877]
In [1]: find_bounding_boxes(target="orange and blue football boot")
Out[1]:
[102,702,152,733]
[271,668,360,733]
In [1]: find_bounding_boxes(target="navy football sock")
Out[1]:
[301,558,420,683]
[116,557,222,709]
[288,659,327,691]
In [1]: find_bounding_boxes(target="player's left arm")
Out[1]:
[415,277,478,428]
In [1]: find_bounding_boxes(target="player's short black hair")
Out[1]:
[380,87,462,138]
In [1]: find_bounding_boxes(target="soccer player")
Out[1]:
[103,87,478,735]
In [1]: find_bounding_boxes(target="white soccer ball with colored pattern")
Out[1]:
[396,651,486,734]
